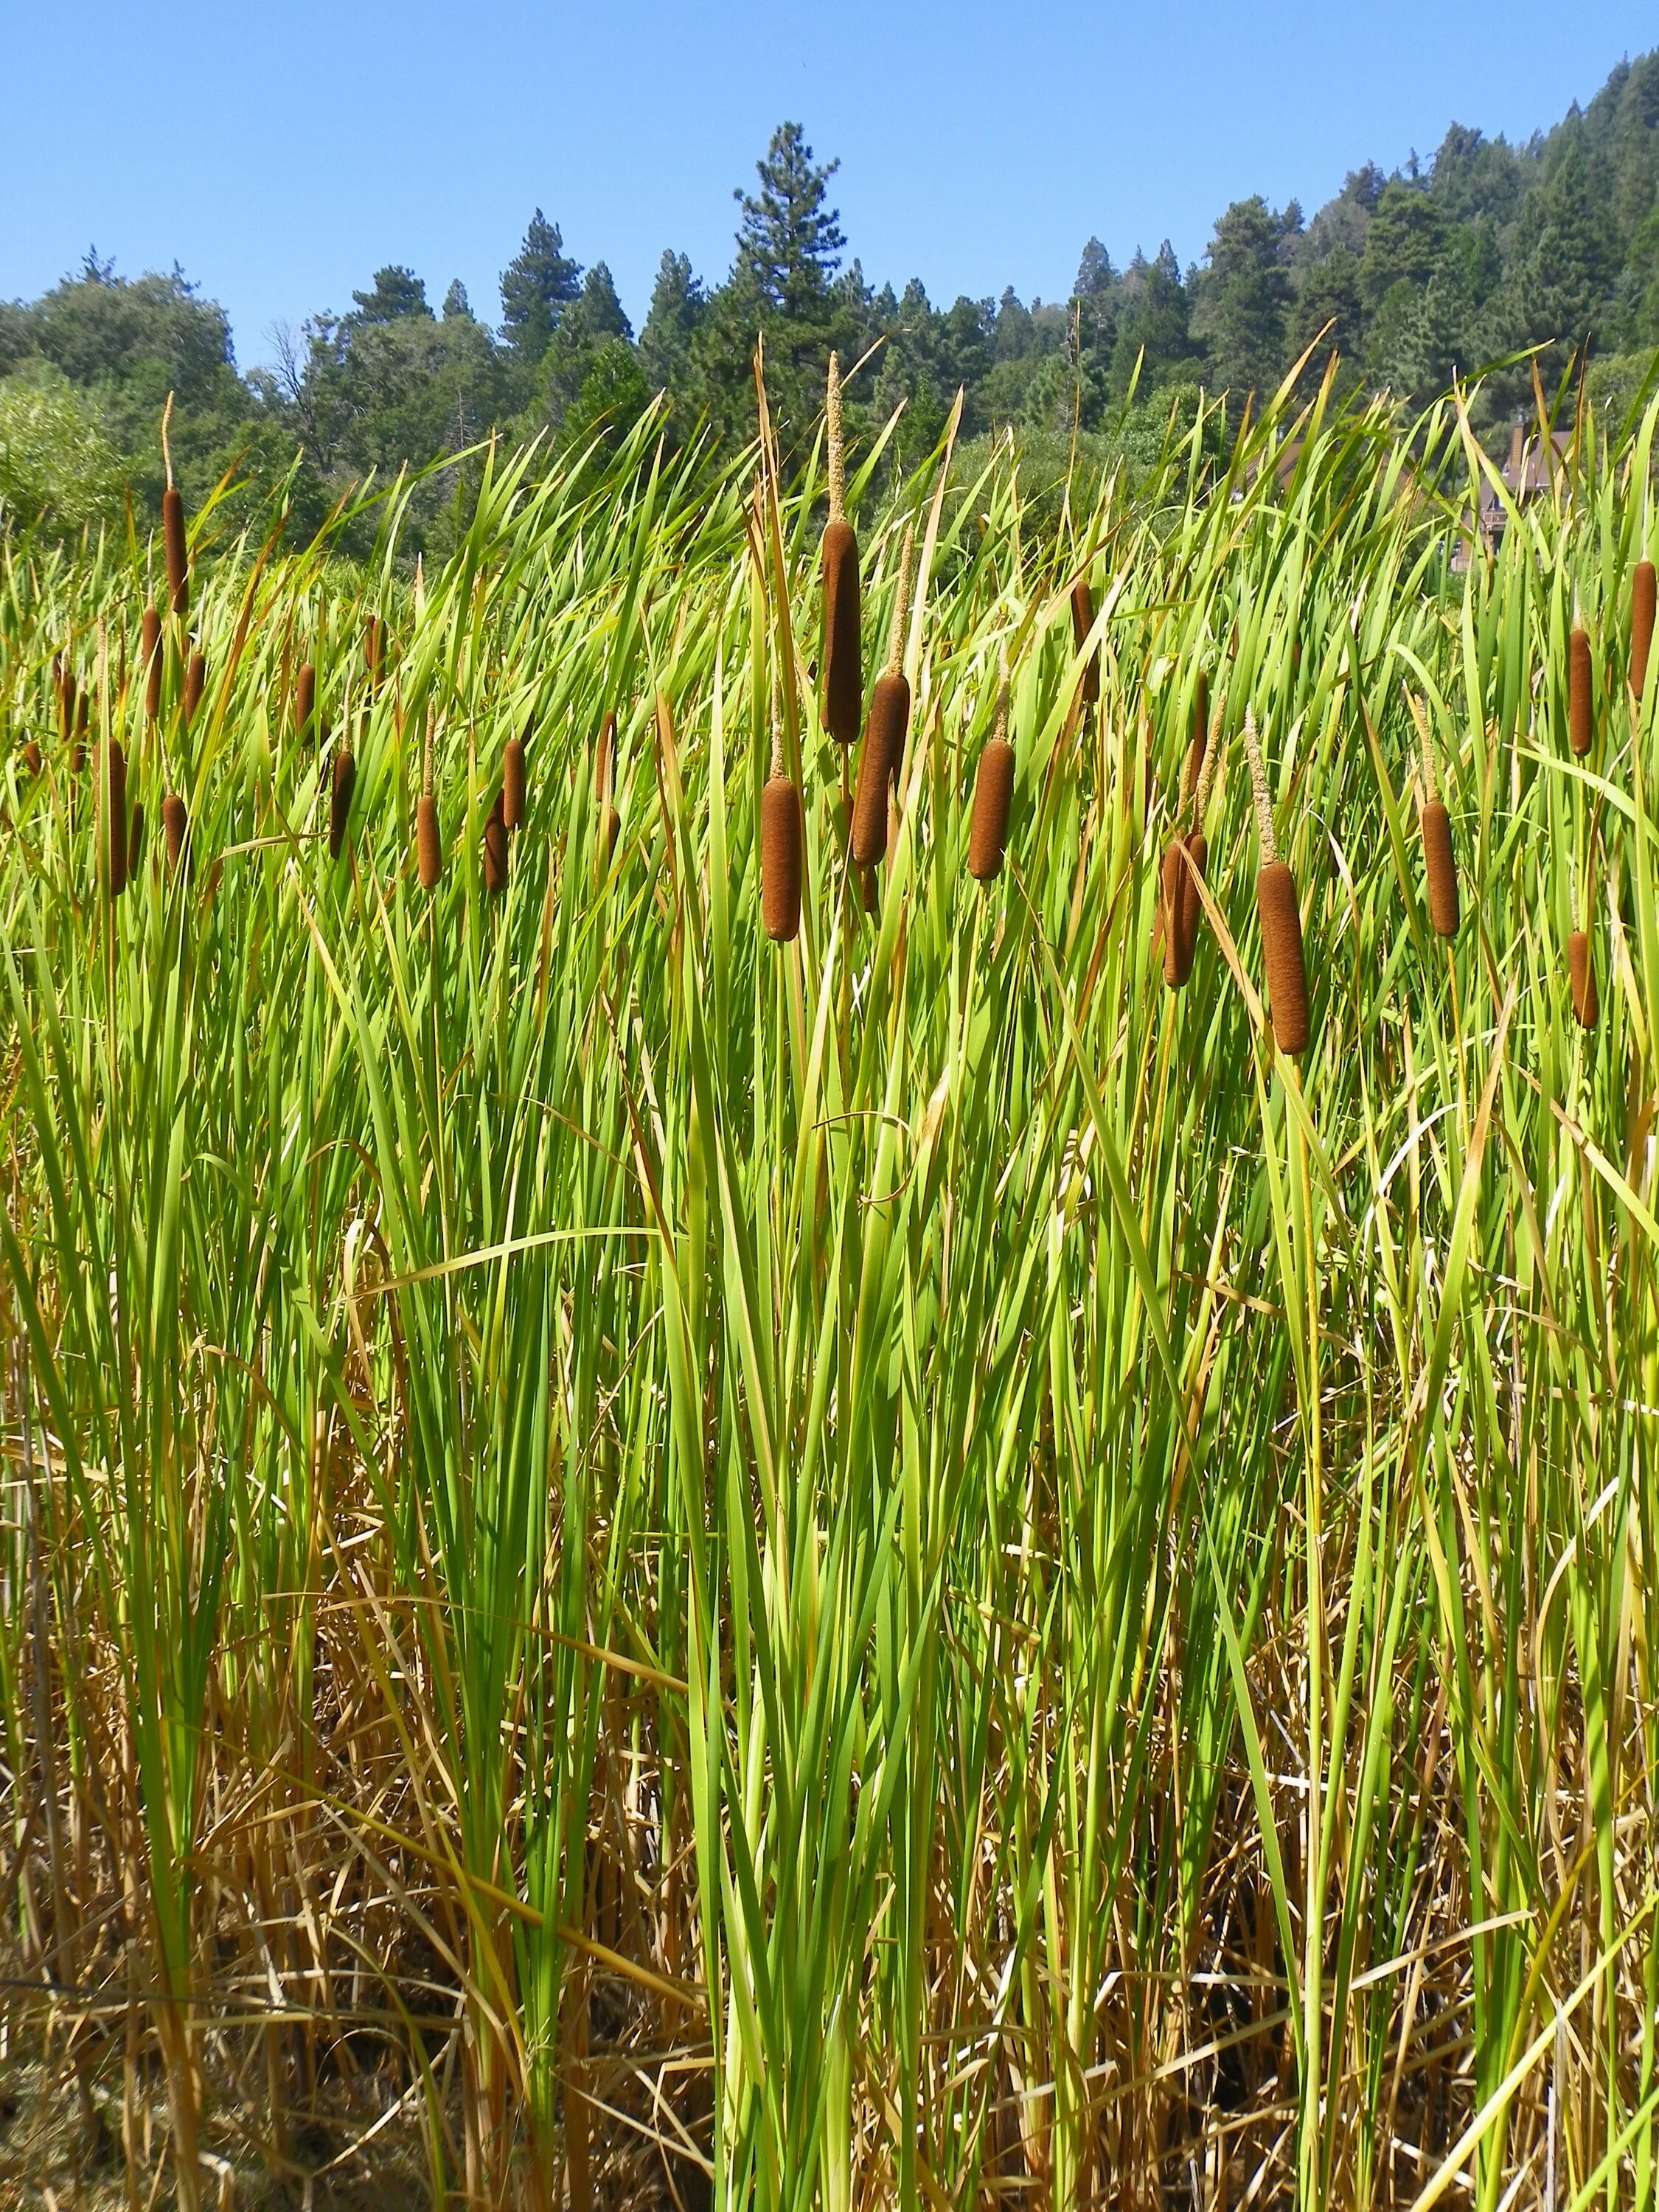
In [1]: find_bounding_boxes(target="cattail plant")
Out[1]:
[1071,571,1099,707]
[161,790,188,872]
[820,352,862,746]
[184,650,206,726]
[1185,667,1208,807]
[504,722,527,830]
[1568,929,1597,1028]
[365,616,386,691]
[484,789,507,894]
[417,703,442,890]
[329,739,356,862]
[128,800,145,880]
[105,738,128,900]
[967,658,1015,884]
[1568,622,1592,757]
[161,394,188,618]
[58,656,75,743]
[72,689,90,775]
[142,607,162,720]
[1408,692,1458,938]
[596,709,620,858]
[759,686,803,943]
[1242,706,1309,1054]
[1632,560,1655,700]
[851,521,914,868]
[22,739,42,777]
[295,661,316,742]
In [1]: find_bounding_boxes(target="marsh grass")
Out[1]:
[0,372,1656,2212]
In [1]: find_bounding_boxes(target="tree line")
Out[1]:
[3,49,1657,554]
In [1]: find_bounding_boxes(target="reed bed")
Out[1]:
[0,376,1657,2212]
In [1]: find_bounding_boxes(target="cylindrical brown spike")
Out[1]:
[503,736,526,830]
[23,740,42,777]
[163,486,188,616]
[329,749,356,860]
[1567,930,1596,1029]
[760,774,803,941]
[1158,843,1187,987]
[184,650,206,725]
[821,518,862,745]
[141,607,162,719]
[1419,799,1458,937]
[601,804,620,859]
[851,667,910,866]
[128,799,145,882]
[1632,562,1656,700]
[161,791,188,872]
[484,792,507,894]
[59,662,74,742]
[106,741,128,898]
[968,737,1015,883]
[295,661,316,741]
[1568,627,1592,757]
[1071,576,1099,706]
[417,793,442,890]
[365,616,385,689]
[1256,859,1310,1054]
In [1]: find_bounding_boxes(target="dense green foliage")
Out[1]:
[0,56,1657,542]
[1,349,1658,2208]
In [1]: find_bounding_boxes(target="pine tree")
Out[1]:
[735,123,845,317]
[639,251,706,394]
[500,211,581,364]
[350,268,431,324]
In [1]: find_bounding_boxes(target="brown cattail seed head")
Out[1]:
[105,740,128,898]
[503,735,526,830]
[1568,627,1592,757]
[329,748,355,860]
[1256,858,1310,1054]
[417,793,442,890]
[184,650,206,724]
[1419,799,1458,937]
[484,790,507,894]
[365,616,385,689]
[23,740,42,777]
[161,791,188,871]
[852,667,910,866]
[162,486,188,616]
[821,518,862,745]
[141,607,162,718]
[760,773,803,942]
[295,661,316,741]
[1071,575,1099,706]
[127,799,145,881]
[968,736,1015,882]
[1567,930,1597,1028]
[1632,562,1656,700]
[58,661,74,741]
[1160,837,1205,988]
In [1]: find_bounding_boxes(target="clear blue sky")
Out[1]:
[1,1,1651,370]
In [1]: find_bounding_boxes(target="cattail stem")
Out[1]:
[1633,561,1656,699]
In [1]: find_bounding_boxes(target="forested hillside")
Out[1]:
[3,47,1657,552]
